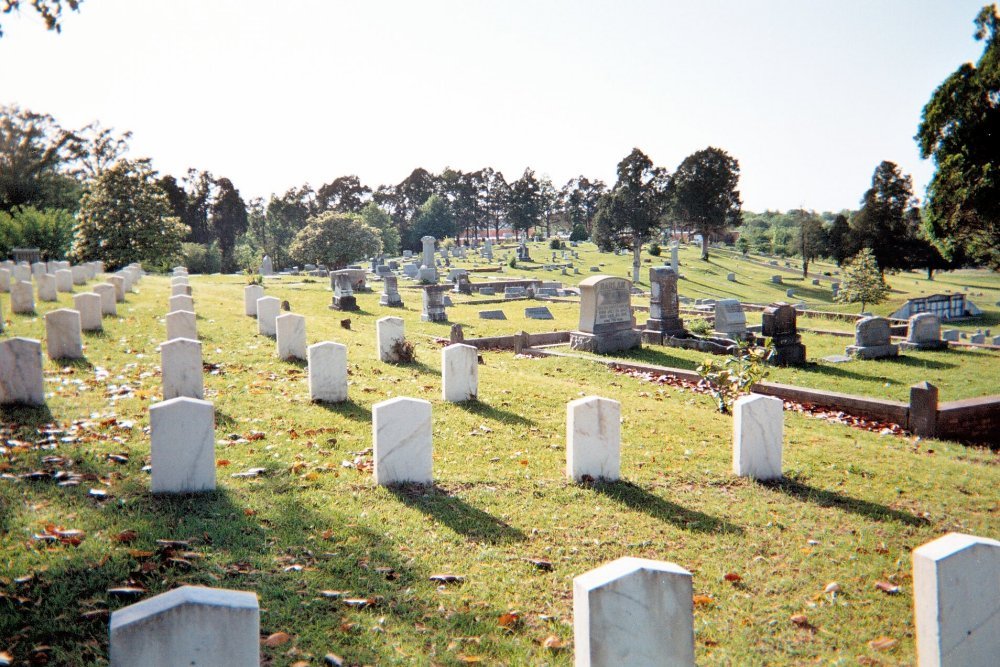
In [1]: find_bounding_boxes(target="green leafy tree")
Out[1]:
[569,223,588,242]
[0,205,74,258]
[262,185,316,269]
[593,148,668,284]
[410,194,456,242]
[289,211,381,269]
[476,167,509,242]
[1,0,81,37]
[316,175,371,213]
[538,176,561,237]
[561,176,606,236]
[850,161,920,273]
[836,248,892,313]
[210,177,248,272]
[507,168,541,241]
[826,213,854,265]
[668,146,742,259]
[360,202,400,255]
[72,159,188,270]
[0,105,83,212]
[916,4,1000,269]
[794,209,826,277]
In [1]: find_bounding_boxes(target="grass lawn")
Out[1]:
[0,261,997,665]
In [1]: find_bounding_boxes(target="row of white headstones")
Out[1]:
[135,273,997,665]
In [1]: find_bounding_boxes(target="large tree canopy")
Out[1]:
[916,4,1000,269]
[289,211,381,269]
[668,146,742,259]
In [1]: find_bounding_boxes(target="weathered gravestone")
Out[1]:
[44,308,83,360]
[169,294,194,313]
[714,299,748,340]
[166,310,197,341]
[573,557,695,667]
[970,333,986,344]
[53,268,73,293]
[10,280,34,314]
[0,268,9,293]
[93,283,117,316]
[419,235,438,283]
[36,273,57,302]
[161,337,203,400]
[421,285,449,322]
[0,338,45,405]
[912,532,999,667]
[243,284,264,317]
[275,313,307,361]
[442,343,478,402]
[727,272,737,282]
[566,396,620,482]
[308,341,348,402]
[372,397,433,485]
[901,312,947,351]
[74,292,103,331]
[108,275,126,302]
[71,265,88,285]
[641,267,685,344]
[504,286,526,299]
[376,316,405,363]
[330,271,358,311]
[150,396,215,493]
[256,296,280,336]
[171,283,192,297]
[109,586,259,667]
[570,276,641,353]
[525,306,554,320]
[771,274,783,285]
[733,394,783,480]
[259,255,273,276]
[452,272,472,295]
[380,275,403,307]
[761,302,806,366]
[846,316,899,359]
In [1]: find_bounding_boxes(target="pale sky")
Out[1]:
[0,0,989,212]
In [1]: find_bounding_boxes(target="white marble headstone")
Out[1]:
[166,310,197,341]
[44,308,83,360]
[308,341,347,403]
[54,268,73,293]
[36,273,57,302]
[256,296,280,336]
[0,337,45,405]
[161,338,204,400]
[109,585,259,667]
[93,283,117,316]
[441,343,478,402]
[149,396,215,493]
[107,275,126,302]
[574,557,695,667]
[243,284,264,317]
[73,292,103,331]
[372,397,432,485]
[732,394,783,480]
[169,294,194,313]
[376,316,405,362]
[275,313,307,361]
[566,396,621,482]
[10,280,34,314]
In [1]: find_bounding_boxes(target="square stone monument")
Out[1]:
[846,316,899,359]
[761,302,806,366]
[641,267,685,344]
[570,276,641,353]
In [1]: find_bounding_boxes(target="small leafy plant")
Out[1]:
[391,338,416,363]
[697,340,774,414]
[687,317,711,336]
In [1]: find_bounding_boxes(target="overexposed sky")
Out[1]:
[0,0,989,211]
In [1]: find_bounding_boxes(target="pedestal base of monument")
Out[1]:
[846,343,899,359]
[330,296,358,311]
[421,310,448,323]
[380,295,404,307]
[570,329,642,354]
[418,267,438,284]
[771,342,807,365]
[898,340,948,352]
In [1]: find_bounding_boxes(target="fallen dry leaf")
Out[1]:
[723,572,741,582]
[526,558,553,571]
[113,530,138,543]
[291,662,309,667]
[498,612,520,629]
[790,614,809,627]
[429,574,465,584]
[874,581,899,594]
[824,582,841,594]
[868,636,898,651]
[692,595,713,607]
[541,635,564,650]
[262,631,291,647]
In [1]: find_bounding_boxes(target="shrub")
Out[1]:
[0,206,75,259]
[687,318,711,335]
[648,242,661,256]
[569,224,588,242]
[508,255,517,269]
[390,338,416,363]
[549,238,562,250]
[180,242,222,274]
[697,340,773,414]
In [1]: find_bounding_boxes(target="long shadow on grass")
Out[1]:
[389,359,437,376]
[591,480,744,535]
[792,362,888,382]
[315,398,371,422]
[389,484,526,544]
[0,403,55,429]
[880,355,956,370]
[762,477,927,525]
[453,399,535,426]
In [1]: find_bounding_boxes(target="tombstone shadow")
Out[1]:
[795,362,886,382]
[452,399,535,426]
[0,403,54,429]
[388,359,437,376]
[880,355,956,370]
[213,409,238,429]
[388,483,527,544]
[623,347,701,372]
[591,480,744,535]
[314,398,371,422]
[82,329,109,339]
[50,356,95,371]
[281,357,308,369]
[762,476,927,525]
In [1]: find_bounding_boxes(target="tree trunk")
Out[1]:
[927,267,934,280]
[802,257,809,279]
[701,233,709,260]
[632,238,642,285]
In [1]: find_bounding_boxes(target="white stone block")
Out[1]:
[166,310,197,341]
[44,308,83,360]
[574,557,695,667]
[74,292,103,331]
[93,283,117,316]
[161,338,204,400]
[54,269,73,292]
[149,396,215,493]
[11,280,34,313]
[913,532,1000,667]
[566,396,621,482]
[36,273,57,302]
[0,268,9,293]
[376,316,405,362]
[71,265,87,285]
[171,276,189,286]
[108,275,126,302]
[12,264,30,283]
[244,284,264,316]
[0,337,45,405]
[256,296,280,336]
[171,283,192,297]
[308,341,347,402]
[109,585,259,667]
[275,313,307,361]
[441,343,478,402]
[169,294,194,313]
[372,397,432,485]
[732,394,783,480]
